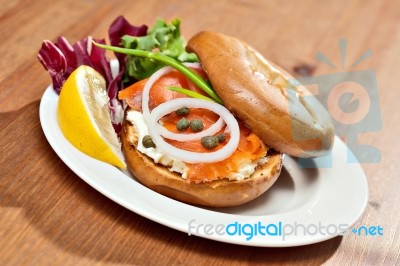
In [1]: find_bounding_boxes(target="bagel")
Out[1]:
[119,31,334,207]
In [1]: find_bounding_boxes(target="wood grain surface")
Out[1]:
[1,0,399,265]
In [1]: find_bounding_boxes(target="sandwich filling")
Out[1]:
[120,64,269,183]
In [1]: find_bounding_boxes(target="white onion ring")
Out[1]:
[142,62,226,142]
[141,66,173,121]
[157,117,225,141]
[182,62,202,69]
[141,62,202,121]
[148,98,240,163]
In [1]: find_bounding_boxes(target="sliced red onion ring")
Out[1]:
[148,98,240,163]
[157,117,225,141]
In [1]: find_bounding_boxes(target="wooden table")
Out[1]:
[1,0,399,265]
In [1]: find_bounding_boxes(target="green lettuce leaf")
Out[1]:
[122,18,198,80]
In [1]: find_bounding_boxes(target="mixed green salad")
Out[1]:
[38,16,215,131]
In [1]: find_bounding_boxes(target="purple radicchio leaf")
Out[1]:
[109,16,148,63]
[37,16,148,132]
[37,36,123,129]
[107,16,147,129]
[55,36,77,75]
[108,16,147,86]
[72,37,95,69]
[89,37,113,84]
[37,40,67,94]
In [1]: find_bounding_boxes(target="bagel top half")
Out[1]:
[186,31,335,157]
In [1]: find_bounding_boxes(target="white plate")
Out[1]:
[39,85,368,247]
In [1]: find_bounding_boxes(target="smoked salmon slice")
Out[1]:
[118,68,268,182]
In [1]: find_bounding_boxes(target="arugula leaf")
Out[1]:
[121,18,198,80]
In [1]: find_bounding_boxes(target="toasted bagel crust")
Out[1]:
[187,31,335,157]
[121,119,283,207]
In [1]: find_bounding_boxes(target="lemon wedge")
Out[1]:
[57,65,126,169]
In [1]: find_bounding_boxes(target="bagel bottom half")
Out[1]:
[121,118,284,207]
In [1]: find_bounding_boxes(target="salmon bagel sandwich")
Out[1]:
[95,31,334,208]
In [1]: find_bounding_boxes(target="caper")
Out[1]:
[189,119,204,132]
[216,133,226,143]
[142,135,156,148]
[176,118,189,131]
[175,107,190,116]
[201,136,219,150]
